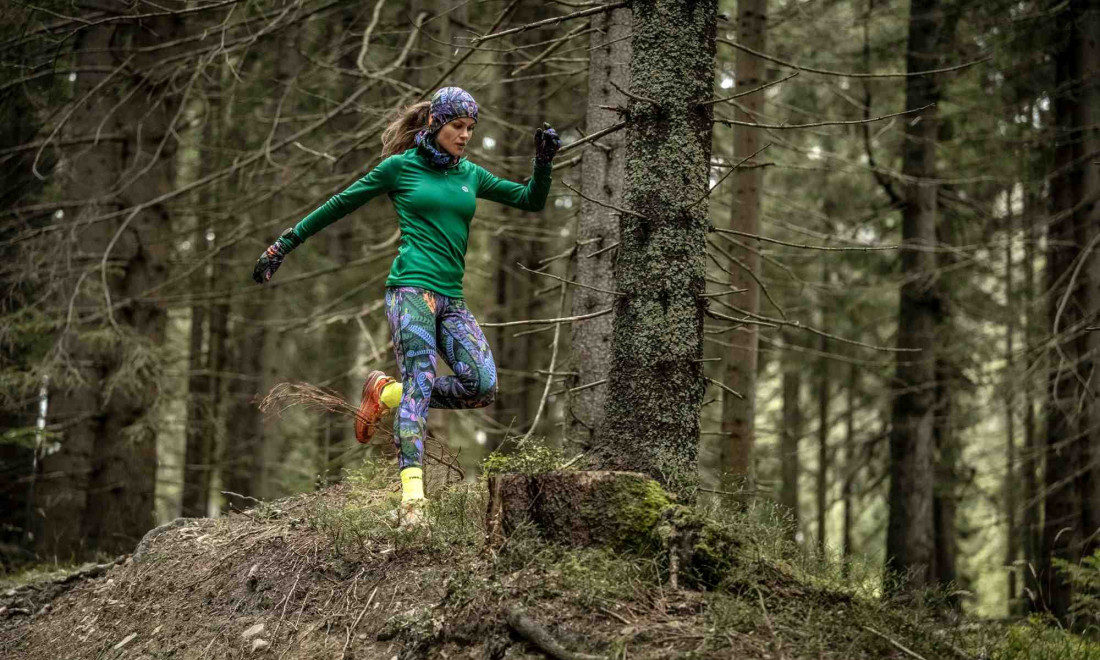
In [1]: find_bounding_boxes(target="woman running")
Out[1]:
[251,87,560,524]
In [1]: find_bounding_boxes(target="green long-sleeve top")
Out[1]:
[283,147,553,299]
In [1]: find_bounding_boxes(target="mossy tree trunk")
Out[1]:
[592,0,718,496]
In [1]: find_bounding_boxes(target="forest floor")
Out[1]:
[0,460,1086,660]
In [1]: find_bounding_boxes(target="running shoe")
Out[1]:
[355,370,396,443]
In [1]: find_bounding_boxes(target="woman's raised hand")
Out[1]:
[251,228,298,284]
[534,122,561,166]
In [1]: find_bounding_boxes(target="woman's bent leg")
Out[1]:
[431,297,498,409]
[385,287,442,470]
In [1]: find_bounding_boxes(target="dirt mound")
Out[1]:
[0,478,979,659]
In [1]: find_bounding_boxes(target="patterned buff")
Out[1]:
[415,87,479,170]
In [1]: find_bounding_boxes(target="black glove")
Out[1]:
[534,122,561,166]
[252,228,298,284]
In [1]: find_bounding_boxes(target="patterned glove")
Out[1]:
[534,122,561,166]
[252,228,299,284]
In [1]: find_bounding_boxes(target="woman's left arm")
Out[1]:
[475,124,560,212]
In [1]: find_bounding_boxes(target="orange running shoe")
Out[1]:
[355,370,396,444]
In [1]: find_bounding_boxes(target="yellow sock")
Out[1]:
[380,381,402,409]
[400,467,424,502]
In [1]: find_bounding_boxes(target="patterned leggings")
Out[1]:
[385,286,498,469]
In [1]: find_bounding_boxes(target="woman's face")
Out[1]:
[435,117,476,158]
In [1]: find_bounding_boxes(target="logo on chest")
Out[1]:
[461,186,469,193]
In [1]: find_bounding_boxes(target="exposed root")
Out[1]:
[506,608,606,660]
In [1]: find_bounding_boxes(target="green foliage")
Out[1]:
[983,617,1100,660]
[305,458,485,559]
[481,436,567,476]
[1056,550,1100,631]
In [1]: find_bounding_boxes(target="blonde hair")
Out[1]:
[380,101,430,158]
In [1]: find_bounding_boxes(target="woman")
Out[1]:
[251,87,560,524]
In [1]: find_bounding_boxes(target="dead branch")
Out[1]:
[719,38,991,78]
[715,103,933,130]
[471,2,628,44]
[517,262,624,297]
[480,307,613,329]
[700,72,799,106]
[507,608,607,660]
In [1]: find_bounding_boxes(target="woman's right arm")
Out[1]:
[288,154,404,245]
[253,155,403,283]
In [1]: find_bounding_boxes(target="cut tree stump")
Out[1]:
[485,471,671,551]
[485,470,741,589]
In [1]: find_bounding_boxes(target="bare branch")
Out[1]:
[517,263,624,297]
[710,227,899,252]
[481,307,613,329]
[471,2,628,44]
[705,376,744,400]
[559,120,627,155]
[699,72,798,107]
[560,177,644,219]
[714,104,934,130]
[719,38,991,79]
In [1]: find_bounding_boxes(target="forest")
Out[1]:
[2,0,1100,657]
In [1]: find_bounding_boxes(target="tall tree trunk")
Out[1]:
[182,89,222,518]
[1022,182,1042,612]
[885,0,948,591]
[816,264,830,554]
[491,2,553,438]
[780,333,802,538]
[568,7,631,450]
[35,15,180,558]
[593,0,717,497]
[842,362,858,574]
[932,356,959,593]
[1005,190,1019,606]
[1041,0,1100,622]
[721,0,766,484]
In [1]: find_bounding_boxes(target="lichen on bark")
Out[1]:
[593,0,718,499]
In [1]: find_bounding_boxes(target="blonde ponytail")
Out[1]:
[381,101,430,158]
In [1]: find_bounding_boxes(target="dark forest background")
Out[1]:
[2,0,1098,623]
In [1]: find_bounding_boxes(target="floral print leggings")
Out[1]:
[385,286,498,469]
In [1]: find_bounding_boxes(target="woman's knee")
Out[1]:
[477,381,497,407]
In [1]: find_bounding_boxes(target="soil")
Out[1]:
[0,481,977,659]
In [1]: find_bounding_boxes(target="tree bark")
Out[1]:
[1005,190,1018,605]
[593,0,717,497]
[721,0,767,484]
[885,0,948,591]
[491,1,553,439]
[1022,182,1041,612]
[779,333,802,538]
[35,15,180,558]
[1041,0,1100,622]
[842,362,858,574]
[816,263,830,554]
[568,7,631,450]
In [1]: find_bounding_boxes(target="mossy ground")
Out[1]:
[2,456,1098,659]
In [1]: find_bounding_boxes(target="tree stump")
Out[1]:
[485,470,741,589]
[485,471,671,552]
